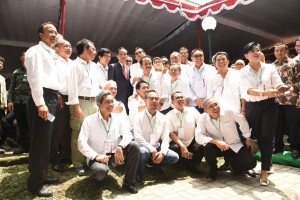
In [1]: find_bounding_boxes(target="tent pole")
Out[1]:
[197,19,201,48]
[61,0,66,36]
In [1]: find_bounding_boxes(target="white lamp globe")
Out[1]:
[202,16,217,31]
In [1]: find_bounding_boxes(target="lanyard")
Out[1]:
[171,80,178,94]
[210,117,221,134]
[99,115,112,139]
[197,67,205,87]
[220,77,225,95]
[142,74,152,85]
[176,112,184,128]
[83,63,91,77]
[99,65,108,80]
[251,67,263,85]
[145,112,156,133]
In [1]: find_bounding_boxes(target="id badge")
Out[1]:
[178,128,185,139]
[105,140,113,154]
[85,78,93,88]
[150,133,155,145]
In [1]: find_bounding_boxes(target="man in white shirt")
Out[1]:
[78,90,140,194]
[167,92,203,174]
[292,37,300,62]
[160,64,191,114]
[188,48,217,113]
[25,22,60,197]
[195,98,256,181]
[50,39,73,173]
[95,48,111,88]
[130,47,146,87]
[128,80,149,129]
[134,90,179,181]
[67,39,100,175]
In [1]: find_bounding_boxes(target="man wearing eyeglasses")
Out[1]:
[134,90,179,182]
[126,56,133,67]
[188,48,217,113]
[95,48,111,88]
[166,91,203,174]
[130,47,146,87]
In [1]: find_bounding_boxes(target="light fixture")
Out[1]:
[201,16,217,64]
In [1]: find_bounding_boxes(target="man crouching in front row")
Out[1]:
[195,98,257,181]
[78,90,140,194]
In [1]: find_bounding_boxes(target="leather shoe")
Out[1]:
[33,185,53,197]
[123,181,138,194]
[245,169,256,178]
[44,176,59,184]
[272,147,283,154]
[291,150,300,159]
[53,163,65,172]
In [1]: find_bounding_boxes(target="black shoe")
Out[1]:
[291,150,300,159]
[245,169,256,178]
[123,181,138,194]
[13,147,29,154]
[206,174,217,181]
[44,176,59,184]
[32,186,53,197]
[218,161,230,171]
[53,163,65,172]
[189,164,202,175]
[272,147,283,154]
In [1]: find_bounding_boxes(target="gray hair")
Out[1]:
[96,90,112,104]
[102,80,117,90]
[202,97,217,110]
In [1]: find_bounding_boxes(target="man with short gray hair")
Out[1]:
[78,91,140,193]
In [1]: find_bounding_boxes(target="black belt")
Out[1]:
[43,87,58,95]
[78,96,96,101]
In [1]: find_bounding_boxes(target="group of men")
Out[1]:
[2,21,299,197]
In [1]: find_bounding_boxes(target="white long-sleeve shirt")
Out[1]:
[207,69,245,113]
[134,109,170,155]
[195,110,251,153]
[240,62,283,102]
[67,57,101,105]
[166,107,200,147]
[95,62,108,87]
[78,112,133,164]
[56,56,72,95]
[25,41,60,106]
[188,63,217,106]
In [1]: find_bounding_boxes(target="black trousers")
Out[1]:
[88,141,140,184]
[204,143,256,176]
[274,105,300,151]
[169,138,204,166]
[50,95,71,164]
[27,88,58,191]
[246,98,278,171]
[14,102,29,148]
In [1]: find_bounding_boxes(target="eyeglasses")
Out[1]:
[175,96,184,100]
[148,97,160,101]
[126,60,132,63]
[135,51,143,55]
[193,54,203,58]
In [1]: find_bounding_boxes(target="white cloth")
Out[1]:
[179,63,193,81]
[55,56,72,95]
[188,63,217,106]
[128,95,146,128]
[160,76,191,111]
[292,55,300,62]
[166,107,200,147]
[24,41,60,106]
[95,61,108,87]
[134,109,170,155]
[195,110,251,153]
[130,62,143,85]
[207,69,244,113]
[67,57,101,105]
[240,62,283,102]
[78,112,133,164]
[113,99,129,125]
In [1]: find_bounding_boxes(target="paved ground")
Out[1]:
[103,162,300,200]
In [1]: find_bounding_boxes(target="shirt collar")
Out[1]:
[39,41,56,56]
[76,57,89,65]
[98,111,112,122]
[97,61,108,70]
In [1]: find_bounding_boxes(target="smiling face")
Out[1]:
[244,45,262,63]
[146,91,159,112]
[215,54,229,72]
[191,50,204,68]
[55,40,72,60]
[204,98,220,119]
[172,92,184,111]
[141,57,152,75]
[274,44,288,61]
[98,94,114,114]
[117,48,128,64]
[137,83,149,99]
[104,82,117,98]
[39,24,58,48]
[295,41,300,55]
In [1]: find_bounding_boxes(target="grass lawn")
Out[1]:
[0,157,211,200]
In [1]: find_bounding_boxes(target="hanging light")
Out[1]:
[201,16,217,31]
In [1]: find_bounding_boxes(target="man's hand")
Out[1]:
[215,140,230,151]
[265,89,280,98]
[153,152,165,164]
[95,155,111,163]
[277,84,291,93]
[241,110,246,117]
[58,94,65,110]
[180,145,189,159]
[7,102,14,111]
[245,139,253,152]
[194,98,203,108]
[37,105,49,120]
[112,102,123,113]
[74,104,84,118]
[114,146,125,165]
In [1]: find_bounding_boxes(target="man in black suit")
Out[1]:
[108,47,133,114]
